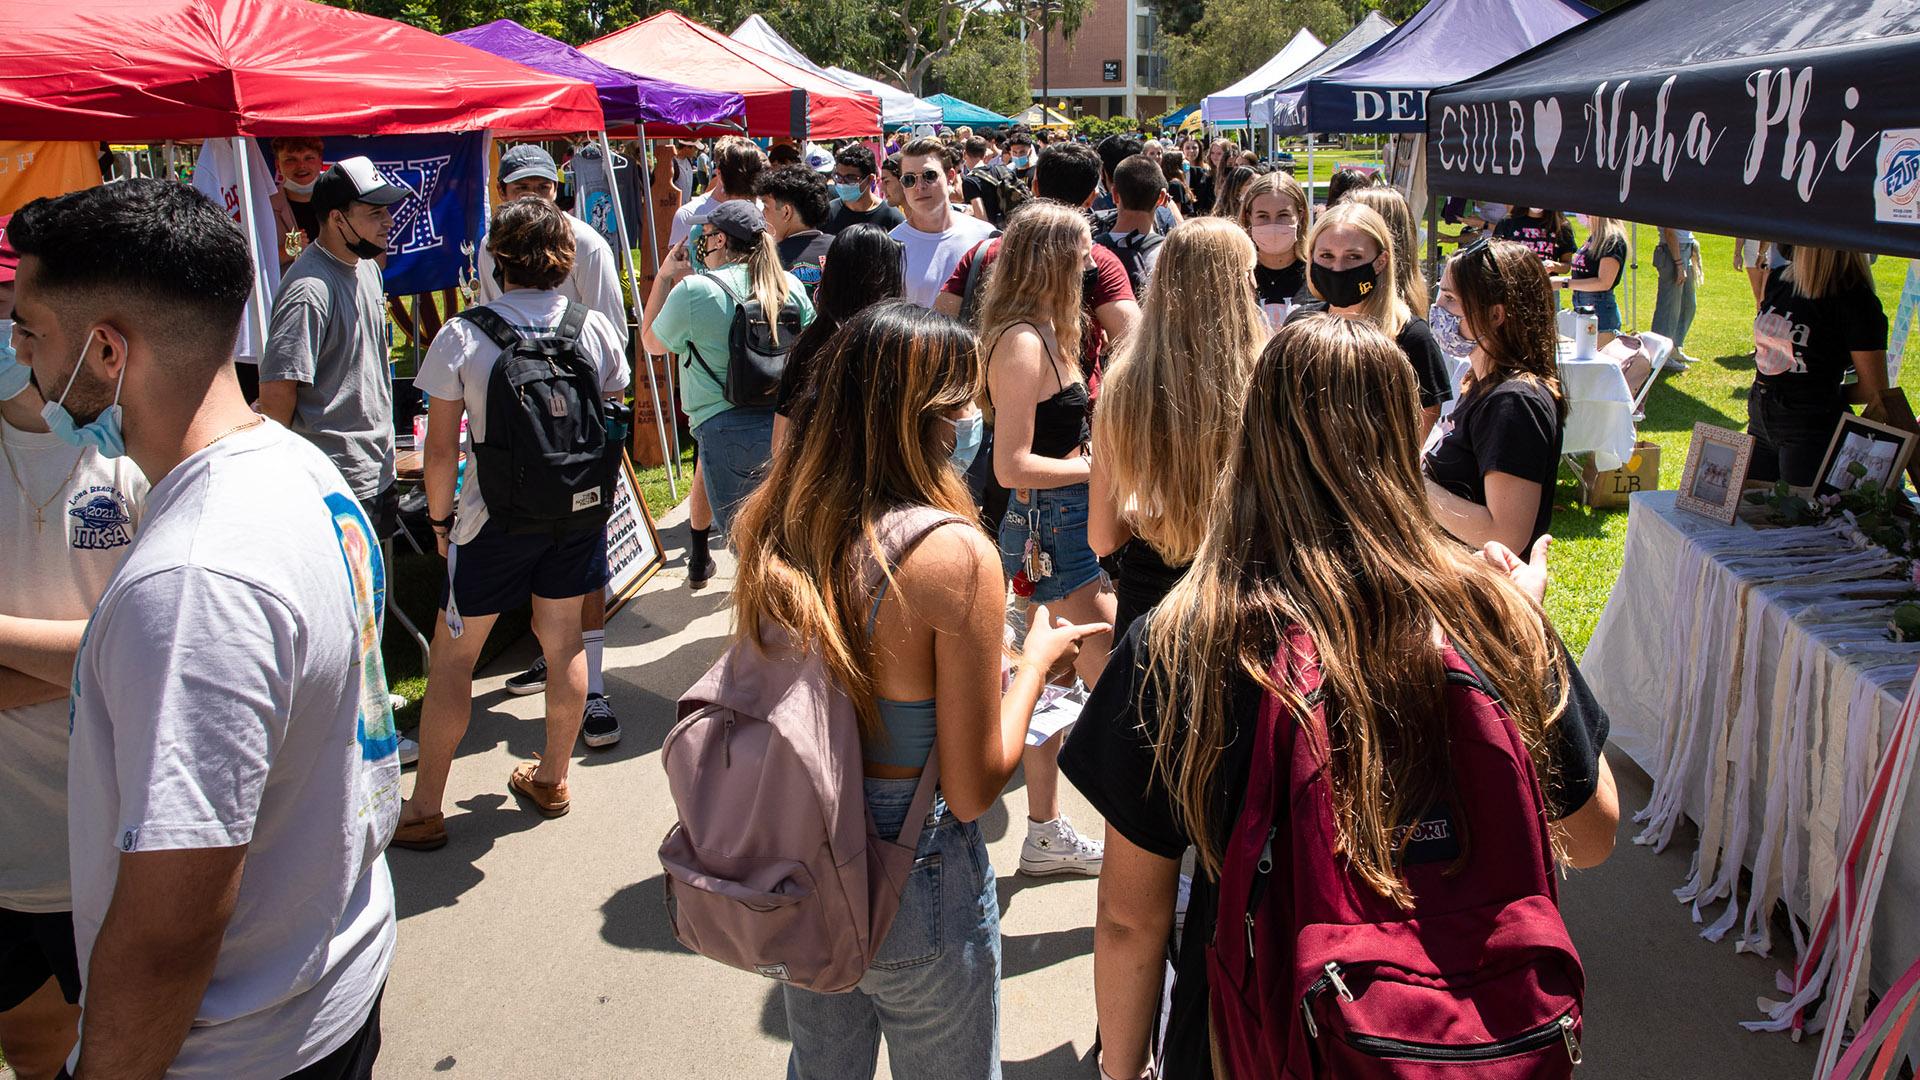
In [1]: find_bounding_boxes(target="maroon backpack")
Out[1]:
[1207,626,1585,1078]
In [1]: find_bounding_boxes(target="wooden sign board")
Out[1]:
[604,450,665,617]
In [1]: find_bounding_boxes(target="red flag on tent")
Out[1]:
[581,12,880,140]
[0,0,604,140]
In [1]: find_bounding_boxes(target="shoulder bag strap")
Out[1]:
[450,305,518,352]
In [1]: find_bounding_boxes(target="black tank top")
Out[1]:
[1023,327,1090,459]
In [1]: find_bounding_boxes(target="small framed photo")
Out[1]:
[1814,414,1917,499]
[1676,422,1756,524]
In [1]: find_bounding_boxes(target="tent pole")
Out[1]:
[637,124,683,482]
[601,129,676,500]
[1306,134,1316,225]
[164,141,177,181]
[228,137,271,364]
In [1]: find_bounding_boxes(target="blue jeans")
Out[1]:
[783,779,1001,1080]
[693,406,775,534]
[1651,242,1699,351]
[1573,287,1622,334]
[997,484,1103,603]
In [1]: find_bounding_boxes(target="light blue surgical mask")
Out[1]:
[948,410,983,471]
[833,182,865,203]
[0,321,28,401]
[41,329,127,458]
[1011,154,1031,169]
[1429,303,1479,358]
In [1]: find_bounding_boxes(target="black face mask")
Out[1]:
[338,215,386,260]
[1311,261,1381,308]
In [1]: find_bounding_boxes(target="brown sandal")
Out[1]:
[509,757,571,818]
[391,812,448,851]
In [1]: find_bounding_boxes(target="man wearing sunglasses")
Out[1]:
[890,137,996,308]
[822,144,904,236]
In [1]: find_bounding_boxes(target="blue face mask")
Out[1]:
[0,322,29,401]
[1429,303,1479,358]
[41,330,127,458]
[1011,155,1031,169]
[948,410,983,471]
[833,182,865,203]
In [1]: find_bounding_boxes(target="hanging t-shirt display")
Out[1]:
[193,138,283,363]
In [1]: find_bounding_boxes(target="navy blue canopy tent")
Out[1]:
[1302,0,1593,133]
[1426,0,1920,257]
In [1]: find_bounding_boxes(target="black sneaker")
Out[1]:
[505,656,547,696]
[687,547,715,588]
[581,693,622,749]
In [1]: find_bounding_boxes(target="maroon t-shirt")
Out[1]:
[940,237,1136,394]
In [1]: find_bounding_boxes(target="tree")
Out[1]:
[929,20,1035,117]
[1163,0,1347,103]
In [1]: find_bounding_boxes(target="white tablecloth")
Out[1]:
[1583,491,1920,1004]
[1438,349,1638,470]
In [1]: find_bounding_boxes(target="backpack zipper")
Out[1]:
[1244,826,1279,960]
[1342,1011,1581,1065]
[1298,962,1353,1039]
[723,716,734,766]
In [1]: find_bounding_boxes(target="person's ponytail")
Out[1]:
[747,234,794,343]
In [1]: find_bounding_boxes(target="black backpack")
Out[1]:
[452,300,616,534]
[1094,228,1164,296]
[970,164,1030,228]
[685,272,807,409]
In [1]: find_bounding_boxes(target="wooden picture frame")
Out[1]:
[1676,422,1756,525]
[604,450,666,618]
[1814,412,1919,499]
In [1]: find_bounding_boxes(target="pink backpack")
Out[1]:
[659,507,963,993]
[1207,626,1585,1078]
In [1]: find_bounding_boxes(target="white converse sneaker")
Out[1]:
[398,736,420,767]
[1019,816,1103,877]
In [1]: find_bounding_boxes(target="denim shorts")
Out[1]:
[997,484,1104,603]
[693,406,775,534]
[782,778,1001,1080]
[1573,288,1622,334]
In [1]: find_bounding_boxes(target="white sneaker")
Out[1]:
[1019,816,1103,877]
[388,692,408,712]
[398,736,420,767]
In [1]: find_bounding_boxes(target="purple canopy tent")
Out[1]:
[449,19,747,487]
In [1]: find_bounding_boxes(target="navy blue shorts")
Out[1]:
[443,518,608,618]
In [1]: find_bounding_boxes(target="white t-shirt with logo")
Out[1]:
[66,422,399,1078]
[893,212,997,308]
[414,289,631,545]
[0,420,146,913]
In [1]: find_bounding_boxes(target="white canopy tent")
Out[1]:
[1199,27,1325,126]
[730,15,941,128]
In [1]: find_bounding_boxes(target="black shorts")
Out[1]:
[0,907,81,1010]
[357,485,399,542]
[443,518,608,618]
[55,987,382,1080]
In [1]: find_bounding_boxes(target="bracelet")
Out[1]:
[428,514,455,529]
[1097,1052,1154,1080]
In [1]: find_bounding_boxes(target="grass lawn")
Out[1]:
[1539,230,1912,653]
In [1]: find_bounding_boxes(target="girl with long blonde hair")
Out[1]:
[1236,171,1311,320]
[1553,213,1628,339]
[1091,218,1267,637]
[1062,315,1619,1080]
[733,300,1104,1078]
[1346,184,1431,316]
[1304,202,1454,439]
[1745,245,1888,486]
[978,199,1115,878]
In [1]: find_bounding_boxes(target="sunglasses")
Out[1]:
[1456,234,1493,261]
[899,169,944,189]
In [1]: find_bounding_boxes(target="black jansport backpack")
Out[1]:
[1095,228,1164,297]
[972,163,1030,228]
[685,272,807,409]
[452,300,616,533]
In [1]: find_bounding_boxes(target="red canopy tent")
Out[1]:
[581,12,879,140]
[0,0,604,140]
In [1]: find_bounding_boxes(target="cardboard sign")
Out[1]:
[604,451,665,617]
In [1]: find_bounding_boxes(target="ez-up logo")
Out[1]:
[1886,143,1920,205]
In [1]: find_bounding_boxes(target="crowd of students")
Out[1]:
[0,118,1894,1080]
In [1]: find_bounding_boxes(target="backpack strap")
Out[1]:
[681,272,743,391]
[450,304,518,352]
[554,298,589,347]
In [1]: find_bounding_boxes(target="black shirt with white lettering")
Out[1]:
[1754,266,1887,407]
[1494,213,1575,262]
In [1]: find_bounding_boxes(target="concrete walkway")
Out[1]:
[378,507,1821,1079]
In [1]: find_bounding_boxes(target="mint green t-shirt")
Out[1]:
[653,263,815,431]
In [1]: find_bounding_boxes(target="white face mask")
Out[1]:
[281,177,317,196]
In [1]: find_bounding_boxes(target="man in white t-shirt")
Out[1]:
[891,137,997,308]
[0,221,148,1080]
[12,181,399,1079]
[394,197,629,851]
[475,146,632,752]
[667,136,765,249]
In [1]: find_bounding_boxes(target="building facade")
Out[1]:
[1030,0,1173,122]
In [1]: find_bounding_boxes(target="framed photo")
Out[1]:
[1814,413,1918,499]
[603,450,666,618]
[1676,422,1755,525]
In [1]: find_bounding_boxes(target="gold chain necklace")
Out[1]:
[1,427,86,534]
[201,416,266,453]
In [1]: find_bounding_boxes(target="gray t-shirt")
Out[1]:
[260,245,395,499]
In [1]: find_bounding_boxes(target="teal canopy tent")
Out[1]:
[924,93,1012,129]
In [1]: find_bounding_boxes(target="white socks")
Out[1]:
[583,630,605,696]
